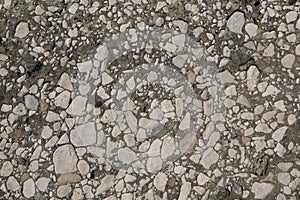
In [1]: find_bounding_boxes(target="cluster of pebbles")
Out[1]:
[0,0,299,199]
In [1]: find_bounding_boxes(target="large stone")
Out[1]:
[53,145,78,174]
[70,122,97,147]
[227,11,245,34]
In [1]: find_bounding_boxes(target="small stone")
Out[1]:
[15,22,29,38]
[272,126,288,142]
[200,148,219,169]
[23,178,35,198]
[77,160,90,176]
[139,118,159,130]
[161,100,174,112]
[6,176,20,191]
[1,161,13,177]
[57,185,72,198]
[281,54,295,69]
[148,139,162,157]
[70,122,97,147]
[57,173,82,185]
[53,145,78,174]
[154,172,168,191]
[278,162,293,171]
[251,182,274,199]
[146,157,163,173]
[286,11,298,23]
[118,147,138,164]
[13,103,27,116]
[72,188,84,200]
[274,143,286,157]
[227,11,245,34]
[68,3,79,14]
[101,109,116,123]
[216,70,235,84]
[232,183,243,196]
[58,73,73,91]
[55,91,71,109]
[96,175,115,194]
[255,123,272,133]
[36,177,50,192]
[179,112,191,130]
[66,96,87,116]
[179,132,197,154]
[24,94,39,110]
[225,85,237,96]
[245,23,258,37]
[95,45,109,61]
[178,181,191,200]
[197,173,210,186]
[161,137,175,159]
[102,72,113,85]
[278,173,291,185]
[262,85,280,96]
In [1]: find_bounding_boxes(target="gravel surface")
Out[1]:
[0,0,299,199]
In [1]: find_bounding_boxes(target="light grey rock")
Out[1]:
[118,147,138,164]
[24,94,39,110]
[216,70,235,84]
[247,65,260,91]
[6,176,20,191]
[251,182,274,199]
[55,91,71,109]
[245,23,258,37]
[36,177,50,192]
[57,185,72,198]
[77,160,90,176]
[227,11,245,34]
[146,157,162,173]
[1,161,13,177]
[70,122,97,147]
[286,11,298,23]
[281,54,295,69]
[278,162,293,171]
[58,73,73,91]
[23,178,35,198]
[161,137,175,159]
[272,126,288,142]
[197,173,210,186]
[278,172,291,185]
[200,147,219,169]
[154,172,168,191]
[53,144,78,174]
[13,103,27,116]
[178,181,191,200]
[15,22,29,38]
[66,96,87,116]
[95,45,109,61]
[96,175,115,194]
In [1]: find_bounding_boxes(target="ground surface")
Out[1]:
[0,0,299,199]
